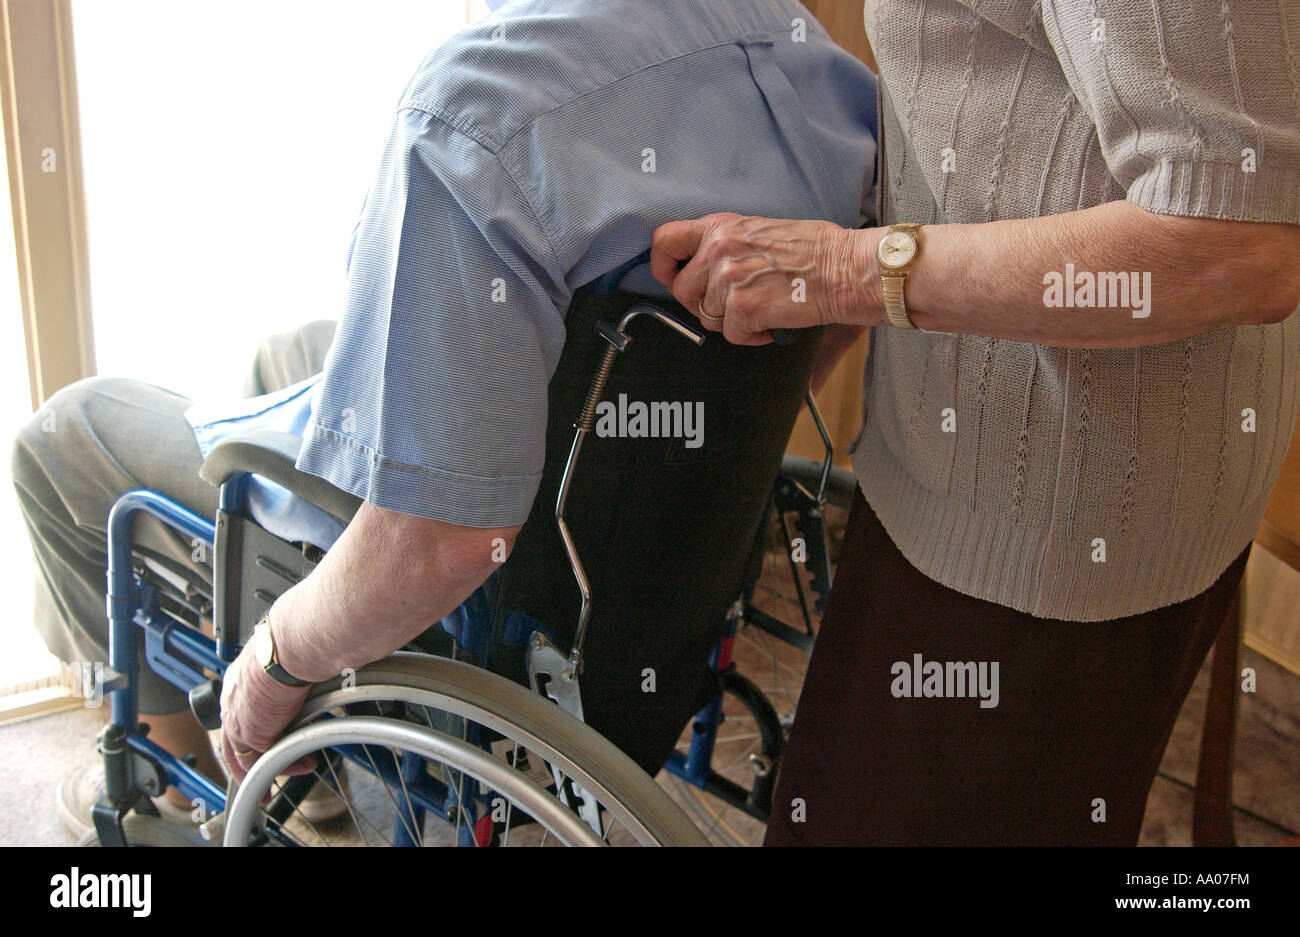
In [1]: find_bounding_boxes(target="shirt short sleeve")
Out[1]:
[296,106,571,528]
[1041,1,1300,224]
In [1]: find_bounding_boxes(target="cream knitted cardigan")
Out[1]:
[854,0,1300,620]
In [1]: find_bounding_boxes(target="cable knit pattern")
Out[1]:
[855,0,1300,620]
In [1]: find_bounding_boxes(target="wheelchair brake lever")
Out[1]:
[524,303,708,845]
[555,304,704,680]
[525,634,604,837]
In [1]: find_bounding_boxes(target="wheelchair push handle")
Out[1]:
[590,248,802,347]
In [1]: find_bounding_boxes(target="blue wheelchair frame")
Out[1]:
[102,489,224,829]
[101,477,496,847]
[100,455,756,846]
[97,435,831,845]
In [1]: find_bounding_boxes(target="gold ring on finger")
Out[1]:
[698,299,724,323]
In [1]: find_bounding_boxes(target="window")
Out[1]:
[0,117,52,698]
[72,0,485,399]
[1,1,490,706]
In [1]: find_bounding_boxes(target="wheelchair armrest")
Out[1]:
[199,429,362,524]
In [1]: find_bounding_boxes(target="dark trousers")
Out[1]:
[764,491,1248,846]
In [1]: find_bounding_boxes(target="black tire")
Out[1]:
[715,669,784,817]
[669,670,785,846]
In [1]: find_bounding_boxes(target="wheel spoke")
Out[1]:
[221,656,706,847]
[359,742,424,847]
[325,751,386,846]
[264,776,329,847]
[390,746,426,848]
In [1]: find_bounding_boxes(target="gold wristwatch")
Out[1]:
[877,223,922,330]
[253,614,310,687]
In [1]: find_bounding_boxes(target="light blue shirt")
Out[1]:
[186,0,878,548]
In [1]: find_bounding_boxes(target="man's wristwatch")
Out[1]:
[877,223,922,330]
[253,615,310,687]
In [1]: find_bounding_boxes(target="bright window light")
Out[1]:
[0,108,49,692]
[73,0,477,400]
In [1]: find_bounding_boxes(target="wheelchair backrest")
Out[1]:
[487,286,821,771]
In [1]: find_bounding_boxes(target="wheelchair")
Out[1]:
[86,265,858,847]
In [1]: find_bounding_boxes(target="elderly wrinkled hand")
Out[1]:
[219,643,314,783]
[650,212,876,345]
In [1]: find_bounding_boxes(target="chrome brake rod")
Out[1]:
[556,304,705,676]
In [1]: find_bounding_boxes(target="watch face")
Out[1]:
[255,621,274,668]
[878,231,917,269]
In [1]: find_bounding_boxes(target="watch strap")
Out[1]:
[265,657,309,688]
[881,274,914,330]
[257,616,310,687]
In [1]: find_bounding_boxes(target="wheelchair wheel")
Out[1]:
[77,814,210,847]
[668,456,856,845]
[666,670,783,847]
[742,455,857,723]
[223,653,708,847]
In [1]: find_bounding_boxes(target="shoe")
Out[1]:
[56,766,202,841]
[294,763,349,824]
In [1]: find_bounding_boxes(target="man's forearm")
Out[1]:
[268,502,518,683]
[864,200,1300,347]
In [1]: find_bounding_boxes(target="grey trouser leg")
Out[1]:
[10,321,337,715]
[242,320,339,398]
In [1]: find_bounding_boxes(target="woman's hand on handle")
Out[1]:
[650,212,879,345]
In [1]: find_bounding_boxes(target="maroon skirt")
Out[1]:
[764,491,1248,846]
